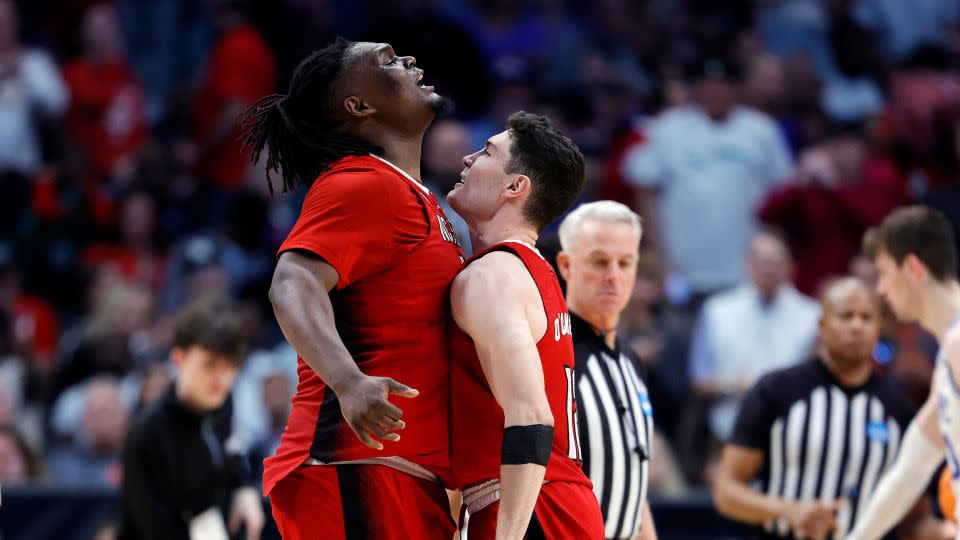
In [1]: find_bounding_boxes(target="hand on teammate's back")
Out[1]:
[783,500,840,540]
[336,374,419,450]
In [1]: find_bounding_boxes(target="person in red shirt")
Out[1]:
[62,3,147,180]
[239,38,461,539]
[194,0,276,190]
[447,112,604,539]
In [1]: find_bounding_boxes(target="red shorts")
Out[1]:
[270,464,456,539]
[462,481,604,539]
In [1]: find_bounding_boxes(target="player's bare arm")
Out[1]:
[451,251,553,540]
[270,250,418,450]
[845,395,945,540]
[714,445,839,539]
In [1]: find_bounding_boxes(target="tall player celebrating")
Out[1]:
[240,38,463,539]
[447,112,605,539]
[846,206,960,539]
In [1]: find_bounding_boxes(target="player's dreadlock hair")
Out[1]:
[240,37,382,194]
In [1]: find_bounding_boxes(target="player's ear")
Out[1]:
[904,253,928,282]
[557,251,572,282]
[343,95,377,118]
[505,174,531,200]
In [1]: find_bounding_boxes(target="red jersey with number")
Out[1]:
[450,241,589,490]
[262,155,464,496]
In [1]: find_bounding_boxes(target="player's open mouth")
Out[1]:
[417,71,434,93]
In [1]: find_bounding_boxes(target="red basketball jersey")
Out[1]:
[262,155,464,496]
[450,241,589,490]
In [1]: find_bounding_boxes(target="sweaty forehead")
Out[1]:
[347,42,392,66]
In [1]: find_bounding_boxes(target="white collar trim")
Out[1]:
[369,154,431,196]
[502,239,544,260]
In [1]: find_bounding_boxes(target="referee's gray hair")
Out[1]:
[558,200,643,252]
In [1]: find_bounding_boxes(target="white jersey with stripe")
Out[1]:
[934,317,960,525]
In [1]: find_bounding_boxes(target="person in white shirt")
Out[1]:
[0,0,69,175]
[625,57,793,298]
[689,228,820,440]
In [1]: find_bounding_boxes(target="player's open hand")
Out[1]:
[337,374,419,450]
[784,500,840,540]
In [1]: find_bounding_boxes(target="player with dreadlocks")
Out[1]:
[241,38,463,539]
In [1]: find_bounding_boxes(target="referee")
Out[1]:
[556,201,658,540]
[712,277,933,539]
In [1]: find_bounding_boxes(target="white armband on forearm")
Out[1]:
[845,421,943,540]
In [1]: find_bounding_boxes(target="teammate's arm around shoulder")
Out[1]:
[845,394,945,540]
[451,252,553,540]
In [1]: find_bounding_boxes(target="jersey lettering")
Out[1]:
[554,313,572,342]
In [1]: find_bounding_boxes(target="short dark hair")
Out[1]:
[173,298,248,364]
[863,205,958,281]
[504,112,585,231]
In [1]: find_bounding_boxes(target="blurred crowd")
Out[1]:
[0,0,959,501]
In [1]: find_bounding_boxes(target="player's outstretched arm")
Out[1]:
[270,251,417,450]
[845,395,945,540]
[452,253,554,540]
[714,444,839,539]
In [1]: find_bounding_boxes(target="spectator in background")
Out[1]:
[0,0,68,230]
[625,56,793,303]
[159,190,271,314]
[0,0,68,174]
[120,298,263,540]
[689,229,820,442]
[758,130,905,296]
[81,189,168,292]
[0,242,60,363]
[0,425,42,486]
[47,375,129,486]
[62,3,146,181]
[193,0,275,191]
[423,119,473,253]
[851,0,959,62]
[51,280,154,410]
[248,370,293,481]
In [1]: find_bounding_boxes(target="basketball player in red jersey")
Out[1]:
[447,112,605,539]
[239,38,463,539]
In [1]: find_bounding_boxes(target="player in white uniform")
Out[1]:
[847,206,960,540]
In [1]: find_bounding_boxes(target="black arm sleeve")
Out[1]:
[122,429,190,540]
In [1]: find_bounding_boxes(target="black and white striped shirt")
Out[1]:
[730,358,915,539]
[572,311,655,540]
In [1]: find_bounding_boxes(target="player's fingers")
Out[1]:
[377,399,405,422]
[367,421,400,442]
[385,378,419,398]
[351,421,383,450]
[378,415,405,431]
